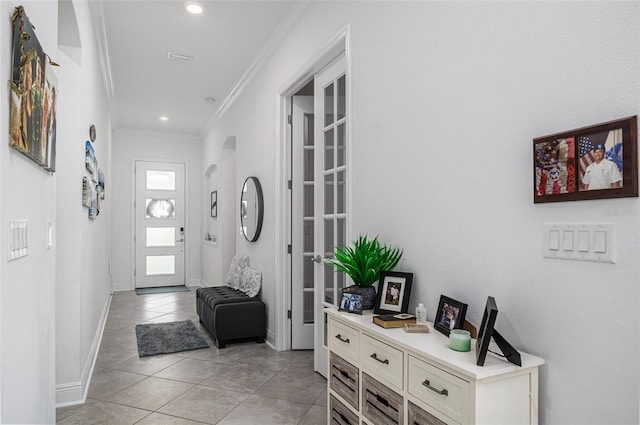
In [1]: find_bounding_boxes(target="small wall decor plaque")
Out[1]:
[533,116,638,203]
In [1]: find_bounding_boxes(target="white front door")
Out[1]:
[314,55,348,377]
[135,161,186,288]
[291,94,315,350]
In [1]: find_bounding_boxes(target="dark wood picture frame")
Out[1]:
[374,271,413,315]
[339,291,363,315]
[533,116,638,203]
[434,295,468,336]
[210,191,217,217]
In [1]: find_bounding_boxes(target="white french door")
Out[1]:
[291,95,315,350]
[134,161,186,288]
[313,55,348,377]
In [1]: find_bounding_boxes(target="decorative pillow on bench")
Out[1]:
[240,266,261,298]
[225,254,249,290]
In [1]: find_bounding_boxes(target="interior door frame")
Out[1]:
[130,157,190,291]
[274,25,352,351]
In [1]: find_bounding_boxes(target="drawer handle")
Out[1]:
[335,334,350,344]
[370,353,389,365]
[422,379,448,396]
[339,369,350,379]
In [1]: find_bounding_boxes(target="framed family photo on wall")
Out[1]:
[374,271,413,315]
[533,116,638,203]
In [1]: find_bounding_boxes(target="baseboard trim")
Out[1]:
[267,328,276,348]
[55,294,112,407]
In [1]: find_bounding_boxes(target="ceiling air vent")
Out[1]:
[167,52,193,61]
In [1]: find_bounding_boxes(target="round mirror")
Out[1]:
[240,176,264,242]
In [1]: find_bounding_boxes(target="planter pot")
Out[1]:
[345,285,377,310]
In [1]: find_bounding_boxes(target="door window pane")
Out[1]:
[324,83,334,126]
[303,291,314,324]
[337,123,345,167]
[324,129,334,171]
[337,75,346,120]
[304,113,314,146]
[146,170,176,190]
[324,264,335,304]
[146,227,175,247]
[146,199,175,219]
[337,171,346,214]
[303,258,314,289]
[304,185,314,217]
[324,218,334,257]
[324,174,334,214]
[146,255,175,275]
[304,220,314,252]
[304,149,314,181]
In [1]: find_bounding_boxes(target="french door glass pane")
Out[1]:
[337,123,346,167]
[304,185,314,217]
[304,220,313,252]
[304,114,314,146]
[324,83,334,126]
[146,227,175,247]
[337,171,346,214]
[304,258,314,289]
[146,255,175,275]
[304,150,314,181]
[146,170,175,190]
[324,263,335,304]
[324,174,334,214]
[146,199,175,219]
[337,75,346,120]
[303,291,314,323]
[324,129,334,171]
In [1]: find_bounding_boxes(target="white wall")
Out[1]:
[54,0,113,407]
[111,130,202,291]
[202,2,639,424]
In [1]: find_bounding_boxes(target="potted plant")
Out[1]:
[325,234,403,309]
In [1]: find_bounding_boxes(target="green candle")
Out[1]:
[449,329,471,352]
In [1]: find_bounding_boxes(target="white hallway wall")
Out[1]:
[0,0,113,421]
[111,130,202,291]
[203,2,639,424]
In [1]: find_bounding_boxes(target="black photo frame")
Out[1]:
[434,295,468,336]
[211,191,217,217]
[374,271,413,315]
[339,291,363,315]
[476,296,522,367]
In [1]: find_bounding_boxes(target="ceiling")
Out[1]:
[94,0,296,137]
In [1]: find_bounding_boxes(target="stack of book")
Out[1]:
[373,314,416,329]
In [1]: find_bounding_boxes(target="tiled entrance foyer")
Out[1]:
[56,288,327,424]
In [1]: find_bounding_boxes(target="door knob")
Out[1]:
[176,238,184,242]
[311,255,322,263]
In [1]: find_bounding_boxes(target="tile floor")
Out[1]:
[56,288,327,425]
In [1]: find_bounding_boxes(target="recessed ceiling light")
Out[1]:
[167,52,193,61]
[185,1,205,15]
[159,116,169,121]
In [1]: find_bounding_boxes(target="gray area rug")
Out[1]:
[135,320,210,357]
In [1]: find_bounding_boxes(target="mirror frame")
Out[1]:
[240,176,264,242]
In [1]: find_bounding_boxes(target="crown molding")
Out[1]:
[200,1,312,137]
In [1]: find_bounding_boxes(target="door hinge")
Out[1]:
[287,244,292,254]
[287,310,292,319]
[287,180,292,190]
[287,115,292,125]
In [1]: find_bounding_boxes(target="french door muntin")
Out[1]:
[314,55,347,377]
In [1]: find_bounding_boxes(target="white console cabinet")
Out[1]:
[326,308,544,425]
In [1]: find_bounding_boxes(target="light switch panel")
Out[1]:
[544,223,614,263]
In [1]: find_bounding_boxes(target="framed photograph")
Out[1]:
[534,116,638,203]
[374,271,413,315]
[434,295,468,336]
[211,191,217,217]
[339,291,363,315]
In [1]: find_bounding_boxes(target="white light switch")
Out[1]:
[594,231,607,253]
[578,231,590,252]
[548,230,560,250]
[563,230,574,251]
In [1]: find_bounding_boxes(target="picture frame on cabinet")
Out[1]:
[339,291,363,315]
[434,295,468,336]
[374,271,413,315]
[533,115,638,203]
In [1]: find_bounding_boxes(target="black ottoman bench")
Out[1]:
[196,286,266,348]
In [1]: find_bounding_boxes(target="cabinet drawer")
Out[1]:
[330,394,359,425]
[408,400,458,425]
[362,373,404,425]
[361,334,403,390]
[328,319,360,364]
[408,356,469,424]
[330,352,359,410]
